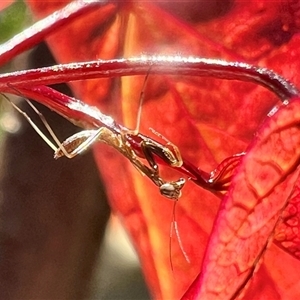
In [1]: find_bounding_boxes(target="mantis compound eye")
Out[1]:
[159,178,186,200]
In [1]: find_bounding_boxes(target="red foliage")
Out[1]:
[2,0,300,299]
[0,1,13,11]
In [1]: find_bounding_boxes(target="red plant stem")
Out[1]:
[0,0,114,66]
[10,85,121,130]
[0,57,298,101]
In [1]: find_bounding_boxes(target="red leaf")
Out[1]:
[4,0,300,299]
[183,97,300,299]
[0,1,13,11]
[274,179,300,259]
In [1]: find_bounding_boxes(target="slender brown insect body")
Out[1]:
[2,89,186,200]
[53,127,186,200]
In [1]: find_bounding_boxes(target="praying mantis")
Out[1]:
[3,81,247,203]
[4,91,186,200]
[2,75,245,271]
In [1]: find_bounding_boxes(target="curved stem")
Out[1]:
[0,57,298,101]
[0,0,114,66]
